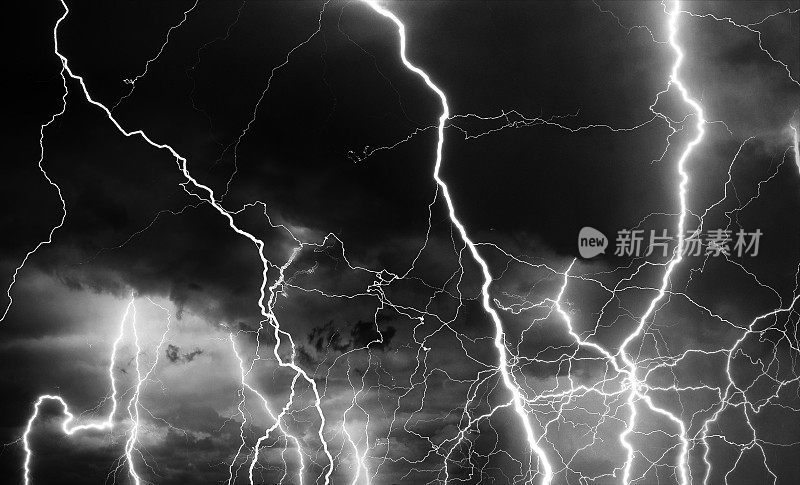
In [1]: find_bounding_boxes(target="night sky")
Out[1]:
[2,1,799,484]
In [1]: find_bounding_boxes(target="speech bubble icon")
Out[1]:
[578,227,608,259]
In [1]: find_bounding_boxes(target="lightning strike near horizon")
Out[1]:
[618,2,706,483]
[22,295,174,485]
[5,0,799,483]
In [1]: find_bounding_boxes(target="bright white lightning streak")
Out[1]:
[619,1,705,484]
[342,354,372,485]
[26,1,335,483]
[123,298,172,485]
[360,1,554,483]
[0,0,199,327]
[22,296,135,485]
[227,332,304,485]
[792,124,799,174]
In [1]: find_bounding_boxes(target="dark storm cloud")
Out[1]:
[306,319,397,357]
[308,321,351,353]
[165,343,204,363]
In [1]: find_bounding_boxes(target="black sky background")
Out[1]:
[2,1,800,484]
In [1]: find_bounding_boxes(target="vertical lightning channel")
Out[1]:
[359,1,554,483]
[791,124,799,174]
[619,1,705,484]
[22,296,135,485]
[121,300,143,485]
[123,298,172,485]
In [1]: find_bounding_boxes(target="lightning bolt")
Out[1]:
[23,295,173,485]
[619,2,705,484]
[360,1,555,483]
[792,124,800,174]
